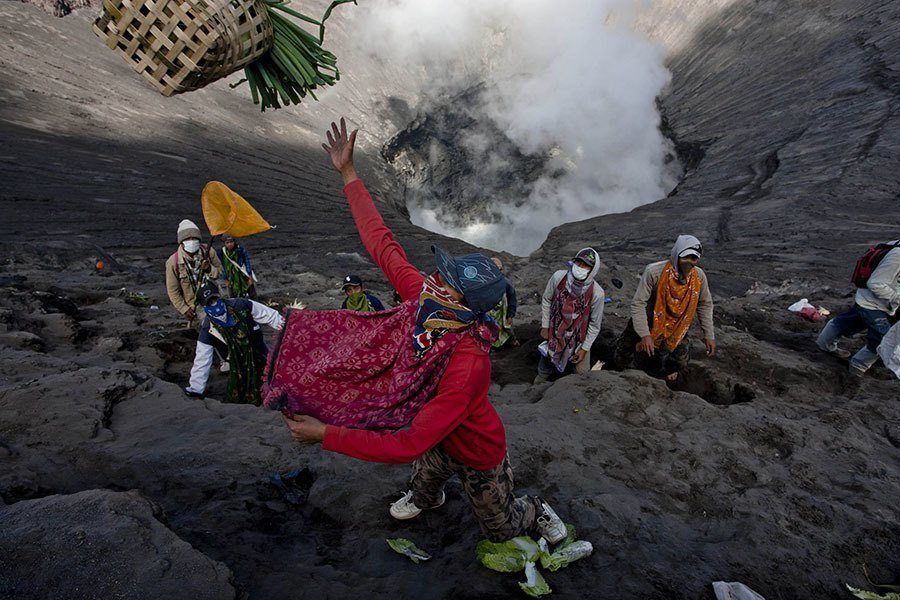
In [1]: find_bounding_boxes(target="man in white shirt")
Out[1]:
[818,240,900,375]
[185,283,284,402]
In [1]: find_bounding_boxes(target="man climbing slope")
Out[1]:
[817,239,900,376]
[184,282,283,404]
[340,274,385,311]
[165,219,222,323]
[217,234,258,299]
[279,118,568,545]
[535,248,604,383]
[613,236,716,381]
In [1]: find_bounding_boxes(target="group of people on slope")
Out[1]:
[535,236,716,384]
[164,219,280,403]
[159,117,898,555]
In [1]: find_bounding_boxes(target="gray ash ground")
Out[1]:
[1,1,899,599]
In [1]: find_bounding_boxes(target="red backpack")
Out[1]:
[851,242,900,288]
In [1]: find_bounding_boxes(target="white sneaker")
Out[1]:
[219,361,230,373]
[535,500,567,544]
[389,490,446,520]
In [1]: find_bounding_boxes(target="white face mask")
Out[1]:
[182,239,200,254]
[571,264,591,281]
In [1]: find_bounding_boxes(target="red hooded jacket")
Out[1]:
[321,179,507,470]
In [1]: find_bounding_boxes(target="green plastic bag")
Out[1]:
[386,538,431,563]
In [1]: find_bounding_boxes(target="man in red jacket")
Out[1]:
[281,118,568,544]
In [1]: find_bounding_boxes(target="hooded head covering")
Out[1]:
[566,247,600,295]
[177,219,202,244]
[432,246,507,315]
[670,235,703,268]
[544,247,600,372]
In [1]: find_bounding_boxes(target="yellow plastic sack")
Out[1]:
[201,181,271,237]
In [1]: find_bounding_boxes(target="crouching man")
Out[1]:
[613,235,716,381]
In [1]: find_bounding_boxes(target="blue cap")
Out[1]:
[432,245,507,314]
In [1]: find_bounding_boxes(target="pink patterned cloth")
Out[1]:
[262,301,469,429]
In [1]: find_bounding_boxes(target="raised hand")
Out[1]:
[322,117,359,184]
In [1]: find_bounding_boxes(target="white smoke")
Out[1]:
[348,0,676,255]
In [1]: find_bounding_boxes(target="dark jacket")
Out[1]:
[504,281,518,319]
[199,298,267,356]
[216,244,255,281]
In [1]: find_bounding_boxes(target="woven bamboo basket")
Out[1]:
[93,0,274,96]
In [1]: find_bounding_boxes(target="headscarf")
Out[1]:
[204,299,235,328]
[413,273,497,357]
[565,248,600,295]
[669,235,703,270]
[548,248,600,371]
[345,290,374,312]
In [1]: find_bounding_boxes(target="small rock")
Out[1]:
[94,337,124,354]
[0,331,45,352]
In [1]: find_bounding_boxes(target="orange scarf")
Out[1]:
[650,262,702,350]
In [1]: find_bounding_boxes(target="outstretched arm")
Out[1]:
[323,118,425,301]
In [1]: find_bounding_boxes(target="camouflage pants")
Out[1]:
[410,446,542,542]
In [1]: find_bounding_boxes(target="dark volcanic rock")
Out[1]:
[20,0,97,17]
[0,489,236,599]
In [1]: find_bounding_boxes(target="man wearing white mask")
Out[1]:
[165,219,222,324]
[535,248,604,383]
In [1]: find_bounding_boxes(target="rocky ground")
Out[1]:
[1,0,898,599]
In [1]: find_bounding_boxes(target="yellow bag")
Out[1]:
[201,181,272,237]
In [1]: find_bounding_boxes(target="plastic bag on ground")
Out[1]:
[386,538,431,563]
[877,321,900,379]
[787,298,828,322]
[712,581,766,600]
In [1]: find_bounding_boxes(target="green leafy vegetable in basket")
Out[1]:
[236,0,355,111]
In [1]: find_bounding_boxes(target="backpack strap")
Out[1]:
[170,251,181,278]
